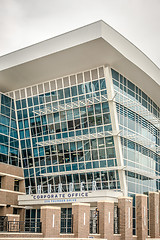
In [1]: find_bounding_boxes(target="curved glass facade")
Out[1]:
[0,93,20,167]
[12,67,121,194]
[112,69,160,195]
[1,66,159,198]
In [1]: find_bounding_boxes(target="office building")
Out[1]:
[0,20,159,239]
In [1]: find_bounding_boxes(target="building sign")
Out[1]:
[32,191,88,200]
[18,189,123,206]
[31,191,89,204]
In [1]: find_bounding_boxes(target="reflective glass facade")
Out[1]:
[10,67,121,194]
[0,93,20,167]
[112,69,160,196]
[1,66,160,199]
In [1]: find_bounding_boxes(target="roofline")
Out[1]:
[0,20,159,71]
[0,20,159,107]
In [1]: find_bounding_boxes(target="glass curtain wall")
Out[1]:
[112,69,160,195]
[0,93,20,167]
[12,67,120,194]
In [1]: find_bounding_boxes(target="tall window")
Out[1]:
[61,208,72,233]
[25,209,41,233]
[14,179,20,191]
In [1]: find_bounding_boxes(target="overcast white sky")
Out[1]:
[0,0,160,68]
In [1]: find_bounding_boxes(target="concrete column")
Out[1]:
[118,197,133,240]
[41,206,61,238]
[136,194,148,240]
[97,201,114,240]
[104,66,127,196]
[72,203,90,238]
[149,192,159,238]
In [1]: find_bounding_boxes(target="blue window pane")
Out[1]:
[86,162,92,169]
[0,115,10,126]
[92,80,99,92]
[17,110,22,120]
[0,144,8,154]
[24,169,29,178]
[11,110,16,119]
[47,166,52,173]
[16,100,21,110]
[71,86,77,97]
[39,94,45,104]
[10,129,18,138]
[20,130,25,139]
[58,90,64,100]
[51,91,57,101]
[64,88,71,98]
[66,164,71,171]
[28,107,34,117]
[1,106,10,117]
[33,148,38,157]
[1,94,11,107]
[33,96,39,105]
[0,125,9,135]
[59,165,65,172]
[78,84,85,95]
[0,134,8,144]
[100,160,106,167]
[19,120,23,129]
[53,166,58,172]
[79,163,85,170]
[85,82,92,94]
[21,99,27,108]
[72,164,78,170]
[24,119,29,128]
[93,161,99,168]
[111,69,119,80]
[27,98,33,107]
[23,109,28,118]
[21,140,26,149]
[11,120,17,128]
[45,93,51,103]
[25,129,30,138]
[100,79,106,89]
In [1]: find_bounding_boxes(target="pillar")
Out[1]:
[72,203,90,238]
[18,208,25,222]
[149,192,159,238]
[118,197,133,240]
[41,206,61,238]
[6,214,20,232]
[97,201,114,240]
[136,194,148,240]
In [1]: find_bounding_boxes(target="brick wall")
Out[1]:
[0,162,25,218]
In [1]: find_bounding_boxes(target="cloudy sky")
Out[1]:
[0,0,160,68]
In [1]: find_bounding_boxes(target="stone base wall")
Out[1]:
[2,191,160,239]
